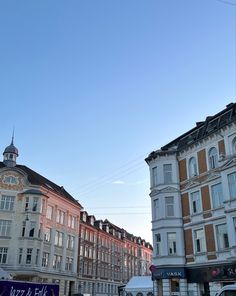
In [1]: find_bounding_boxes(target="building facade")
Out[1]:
[78,211,153,296]
[0,139,152,296]
[0,138,82,295]
[146,103,236,296]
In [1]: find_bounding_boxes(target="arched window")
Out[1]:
[209,147,218,169]
[147,293,154,296]
[189,157,197,177]
[232,137,236,154]
[136,293,143,296]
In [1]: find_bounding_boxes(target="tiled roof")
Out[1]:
[0,162,82,207]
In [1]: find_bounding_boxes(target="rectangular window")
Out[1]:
[46,205,53,220]
[25,196,29,211]
[155,233,161,256]
[153,199,159,220]
[29,221,36,237]
[211,183,223,208]
[32,197,38,212]
[53,255,62,270]
[0,220,11,236]
[191,191,201,214]
[55,231,63,247]
[194,229,206,253]
[167,232,177,255]
[44,228,51,242]
[165,197,174,217]
[42,252,49,267]
[0,247,8,264]
[68,215,76,229]
[164,164,172,184]
[35,249,40,265]
[22,221,26,237]
[56,209,65,225]
[228,172,236,200]
[0,195,15,211]
[18,248,23,264]
[216,224,229,250]
[67,235,75,250]
[65,257,73,271]
[152,167,158,187]
[26,248,33,264]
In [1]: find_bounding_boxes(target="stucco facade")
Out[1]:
[146,103,236,296]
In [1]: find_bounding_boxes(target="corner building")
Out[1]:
[146,103,236,296]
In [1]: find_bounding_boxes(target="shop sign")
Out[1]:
[151,267,186,280]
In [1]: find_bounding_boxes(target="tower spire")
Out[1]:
[11,127,15,145]
[3,131,19,167]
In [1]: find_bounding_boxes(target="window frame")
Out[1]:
[165,196,174,217]
[211,183,223,208]
[152,166,158,187]
[188,157,198,178]
[216,223,229,250]
[190,191,202,214]
[163,164,173,184]
[194,228,206,253]
[208,147,218,169]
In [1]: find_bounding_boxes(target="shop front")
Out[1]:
[150,266,187,296]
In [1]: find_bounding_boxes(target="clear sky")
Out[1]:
[0,0,235,243]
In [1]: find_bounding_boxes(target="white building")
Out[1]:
[0,138,82,296]
[146,103,236,296]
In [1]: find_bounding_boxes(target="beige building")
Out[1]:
[146,103,236,296]
[0,138,82,295]
[0,138,153,296]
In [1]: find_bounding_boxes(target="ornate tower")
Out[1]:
[3,135,19,167]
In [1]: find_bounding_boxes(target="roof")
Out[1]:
[0,162,82,208]
[125,276,153,291]
[146,102,236,162]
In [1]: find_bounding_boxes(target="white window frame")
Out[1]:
[228,172,236,200]
[55,231,63,247]
[232,137,236,154]
[211,183,223,208]
[44,228,51,242]
[152,166,158,187]
[167,232,177,255]
[0,195,15,211]
[42,252,49,267]
[189,157,198,177]
[155,233,161,256]
[0,220,11,236]
[0,247,8,264]
[194,229,206,253]
[191,191,202,214]
[208,147,218,169]
[46,205,53,220]
[163,164,173,184]
[216,223,229,250]
[165,196,174,217]
[153,199,159,220]
[26,248,33,264]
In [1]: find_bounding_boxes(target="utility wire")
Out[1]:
[75,152,148,192]
[75,162,147,196]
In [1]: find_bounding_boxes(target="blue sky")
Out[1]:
[0,0,235,242]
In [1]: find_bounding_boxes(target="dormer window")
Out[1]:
[189,157,197,177]
[209,147,218,169]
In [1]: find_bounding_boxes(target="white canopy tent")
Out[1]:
[124,276,153,296]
